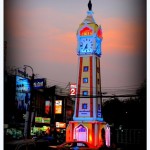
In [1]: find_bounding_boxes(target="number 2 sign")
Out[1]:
[70,84,77,95]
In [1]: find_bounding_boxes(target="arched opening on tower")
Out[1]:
[73,124,88,142]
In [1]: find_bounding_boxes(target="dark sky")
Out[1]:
[4,0,146,95]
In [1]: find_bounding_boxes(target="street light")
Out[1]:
[24,65,34,77]
[23,65,35,139]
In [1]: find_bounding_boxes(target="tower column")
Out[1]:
[89,56,93,117]
[95,122,98,146]
[93,55,97,119]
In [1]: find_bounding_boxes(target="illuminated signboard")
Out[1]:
[55,100,62,114]
[33,78,46,89]
[70,83,77,95]
[16,76,31,111]
[42,118,51,124]
[56,122,66,128]
[31,126,50,135]
[45,101,51,114]
[35,117,50,124]
[80,27,93,36]
[35,117,42,123]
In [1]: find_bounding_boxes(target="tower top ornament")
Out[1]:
[88,0,92,11]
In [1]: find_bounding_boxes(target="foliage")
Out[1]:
[102,81,146,129]
[6,128,23,139]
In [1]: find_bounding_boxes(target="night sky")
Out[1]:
[4,0,146,95]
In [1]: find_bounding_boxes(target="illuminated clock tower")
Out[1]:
[66,0,110,147]
[74,1,103,122]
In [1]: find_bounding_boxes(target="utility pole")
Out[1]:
[23,65,34,139]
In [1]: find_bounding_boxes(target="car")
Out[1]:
[48,140,99,150]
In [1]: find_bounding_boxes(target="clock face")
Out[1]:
[79,38,93,54]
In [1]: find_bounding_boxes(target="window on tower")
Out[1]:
[82,91,88,96]
[82,103,87,109]
[83,78,88,83]
[83,66,89,72]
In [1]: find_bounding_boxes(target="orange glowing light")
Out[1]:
[80,27,93,36]
[56,122,66,128]
[55,100,62,114]
[89,134,92,143]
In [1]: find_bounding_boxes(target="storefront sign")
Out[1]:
[70,83,77,95]
[45,101,51,114]
[55,100,62,114]
[35,117,50,124]
[42,118,50,124]
[33,78,46,89]
[56,122,66,128]
[35,117,42,123]
[16,75,31,111]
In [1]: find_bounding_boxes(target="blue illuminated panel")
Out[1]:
[83,66,88,72]
[33,78,46,89]
[83,78,88,83]
[16,76,31,111]
[82,103,87,109]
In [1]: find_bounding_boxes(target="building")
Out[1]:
[44,85,74,131]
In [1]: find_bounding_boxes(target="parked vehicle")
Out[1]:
[48,141,99,150]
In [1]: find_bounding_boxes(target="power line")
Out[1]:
[47,79,139,90]
[70,94,138,98]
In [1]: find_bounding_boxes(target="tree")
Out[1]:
[102,80,146,129]
[102,97,123,128]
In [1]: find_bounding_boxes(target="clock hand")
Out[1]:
[84,44,87,50]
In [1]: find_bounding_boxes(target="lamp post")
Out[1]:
[23,65,34,139]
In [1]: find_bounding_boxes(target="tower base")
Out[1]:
[66,121,110,147]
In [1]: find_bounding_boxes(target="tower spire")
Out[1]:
[88,0,92,11]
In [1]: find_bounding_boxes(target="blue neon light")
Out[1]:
[73,117,104,121]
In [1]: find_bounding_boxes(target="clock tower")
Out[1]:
[66,0,110,147]
[74,1,103,121]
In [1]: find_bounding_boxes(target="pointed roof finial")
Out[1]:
[88,0,92,11]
